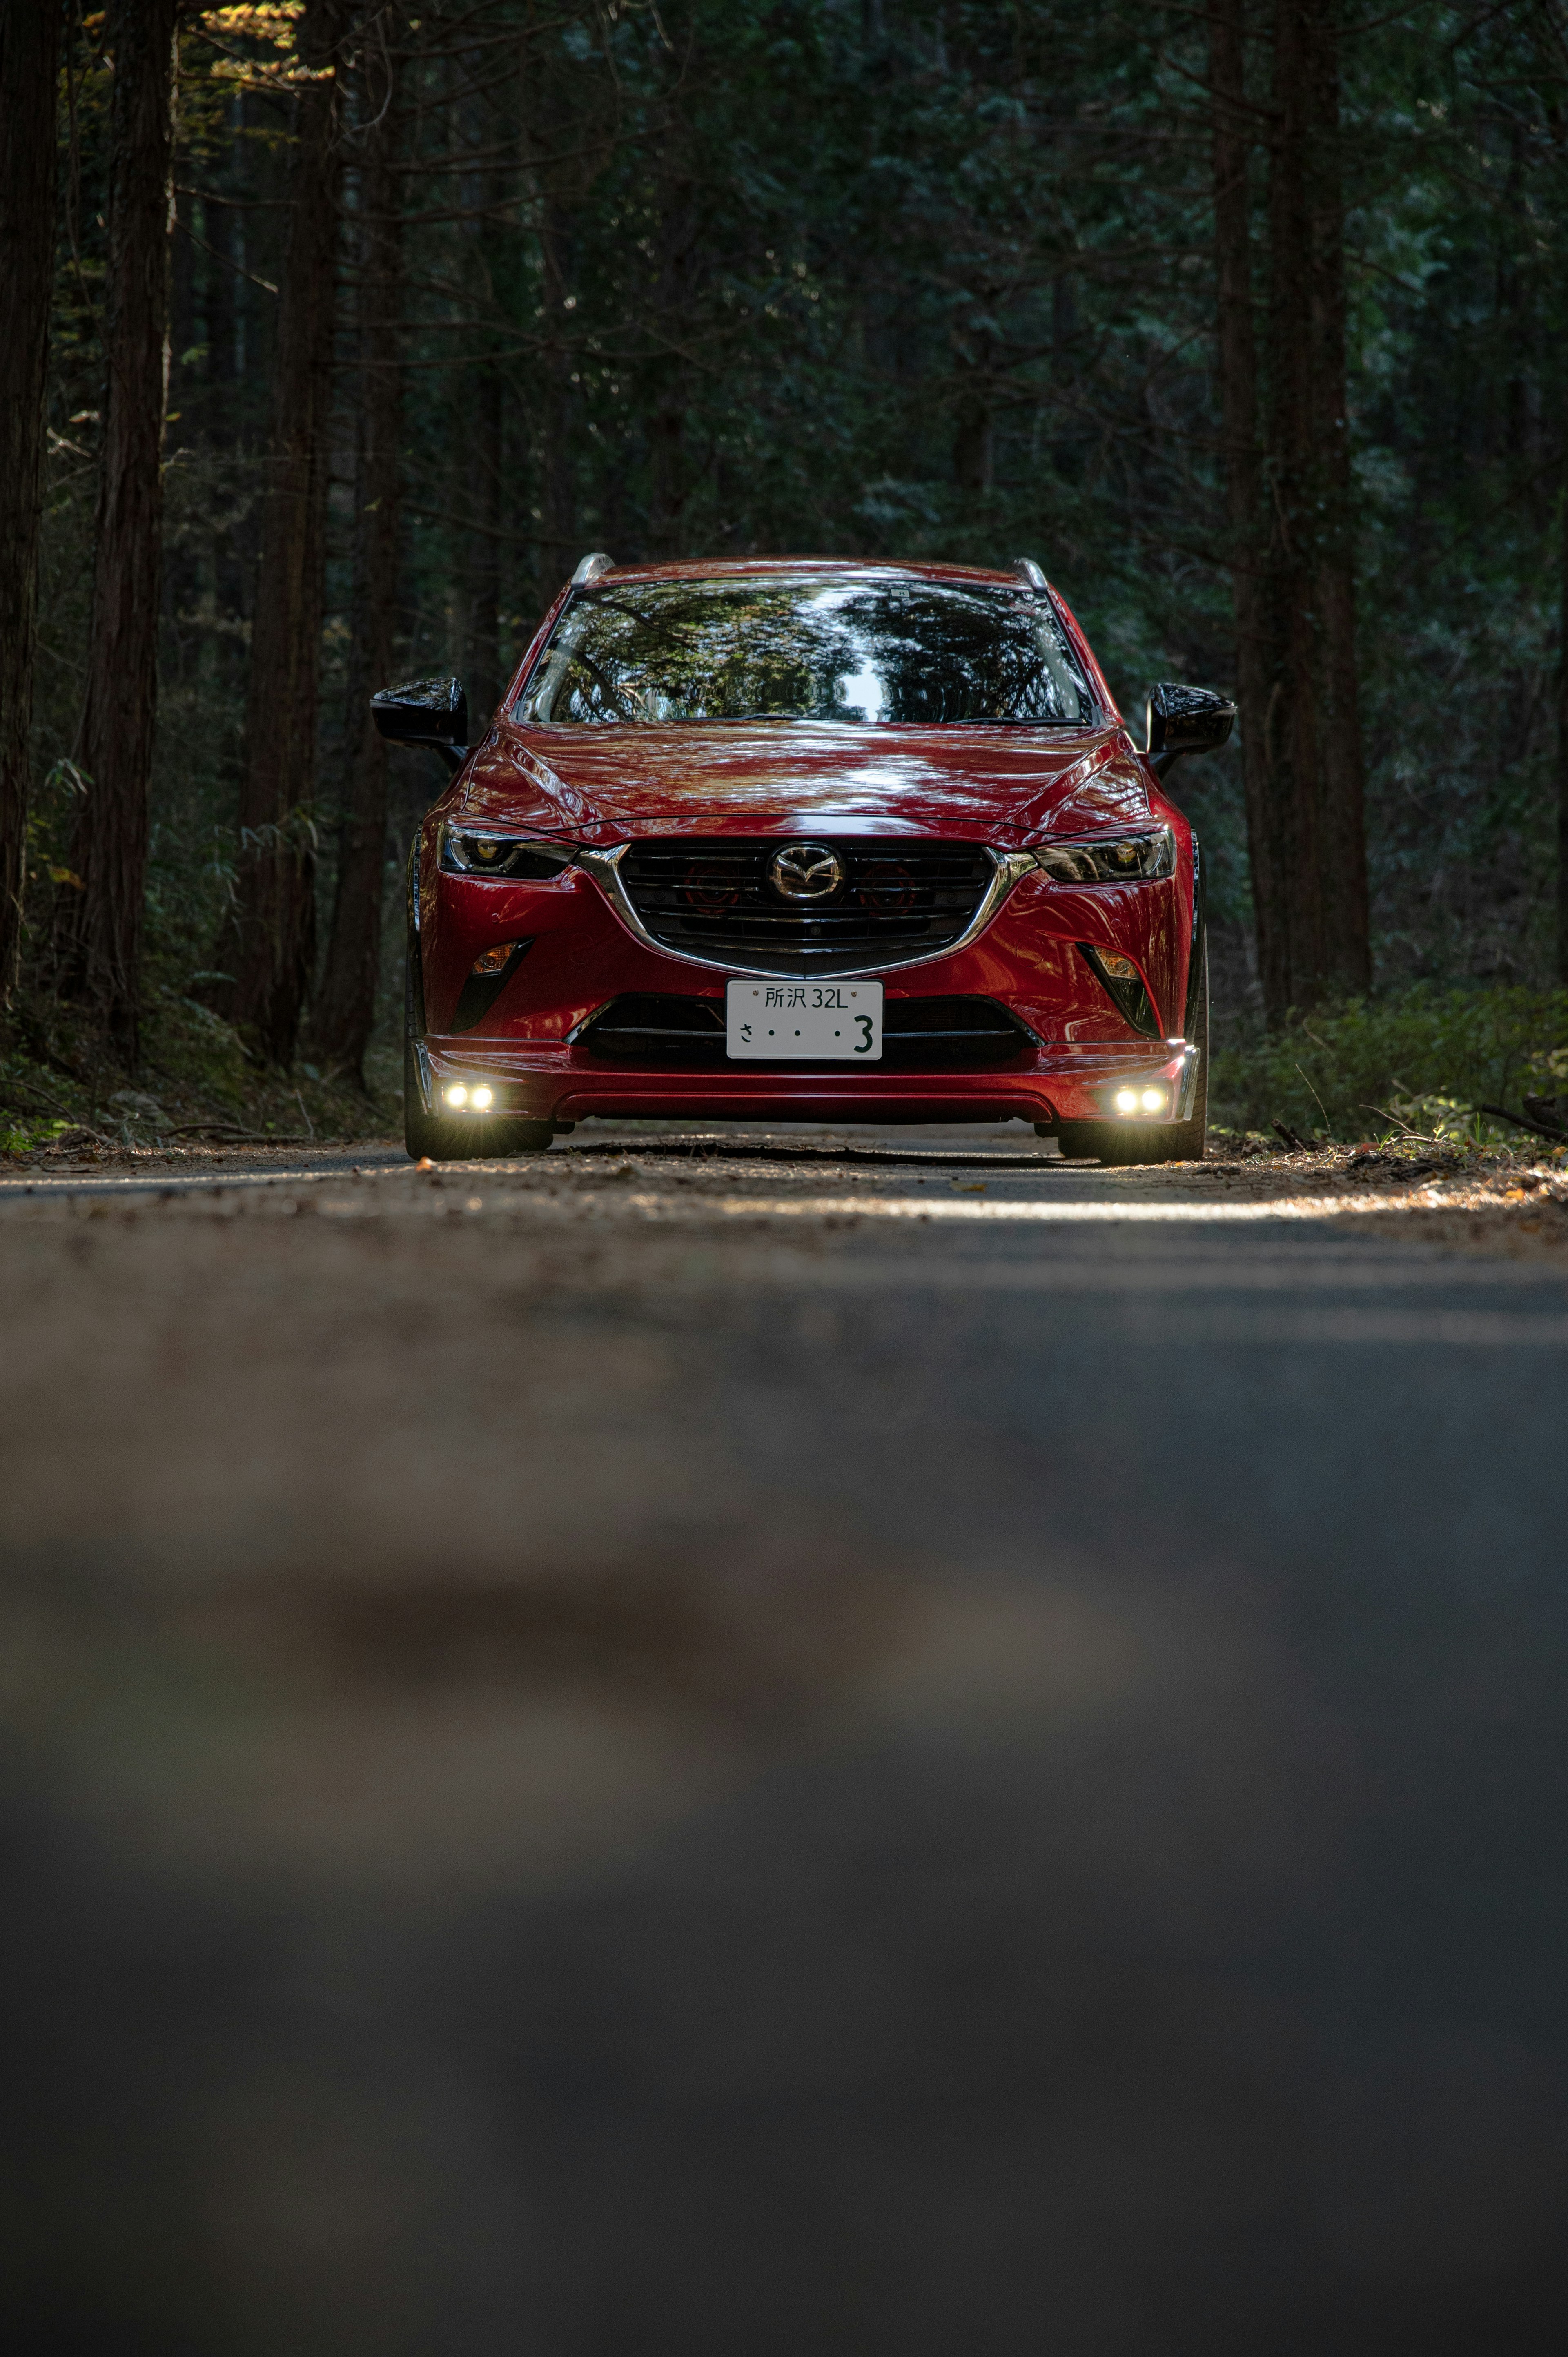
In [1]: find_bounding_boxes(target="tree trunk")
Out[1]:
[203,169,251,709]
[1559,462,1568,985]
[537,195,578,597]
[1237,0,1370,1021]
[951,337,996,496]
[459,105,504,725]
[1207,0,1281,1017]
[56,0,178,1064]
[1263,0,1325,1013]
[0,0,62,1014]
[216,0,349,1066]
[464,359,503,724]
[1307,0,1371,995]
[310,71,402,1087]
[648,148,697,558]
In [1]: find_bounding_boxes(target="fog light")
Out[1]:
[471,1085,493,1110]
[1114,1088,1139,1114]
[1140,1087,1165,1114]
[1100,951,1140,981]
[445,1084,468,1108]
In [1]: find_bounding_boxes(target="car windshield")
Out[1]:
[517,575,1099,727]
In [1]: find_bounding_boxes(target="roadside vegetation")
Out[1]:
[1209,988,1568,1158]
[0,993,394,1156]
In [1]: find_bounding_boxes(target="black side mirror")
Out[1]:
[1145,682,1235,779]
[371,677,470,775]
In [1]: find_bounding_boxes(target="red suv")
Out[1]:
[375,555,1232,1163]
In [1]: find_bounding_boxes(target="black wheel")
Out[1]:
[1054,1119,1178,1165]
[1048,937,1208,1167]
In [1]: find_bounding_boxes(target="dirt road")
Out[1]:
[4,1126,1568,2353]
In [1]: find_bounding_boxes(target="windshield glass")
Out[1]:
[518,575,1098,727]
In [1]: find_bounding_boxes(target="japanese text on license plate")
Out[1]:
[725,979,883,1059]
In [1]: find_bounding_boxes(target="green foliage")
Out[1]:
[1210,987,1568,1142]
[18,0,1568,1102]
[0,986,396,1152]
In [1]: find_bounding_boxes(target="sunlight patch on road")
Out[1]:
[628,1190,1456,1226]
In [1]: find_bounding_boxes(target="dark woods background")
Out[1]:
[4,0,1568,1115]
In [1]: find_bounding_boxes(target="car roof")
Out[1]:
[578,556,1037,591]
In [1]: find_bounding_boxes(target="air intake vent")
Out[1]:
[578,994,1033,1071]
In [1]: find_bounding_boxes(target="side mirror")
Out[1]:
[1145,682,1235,779]
[371,676,469,774]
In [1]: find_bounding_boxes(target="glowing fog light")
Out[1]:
[1140,1087,1165,1114]
[445,1084,469,1108]
[1114,1088,1139,1114]
[470,1086,493,1110]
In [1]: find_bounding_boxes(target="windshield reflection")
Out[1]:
[520,578,1099,728]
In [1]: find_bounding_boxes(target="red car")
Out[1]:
[375,556,1233,1163]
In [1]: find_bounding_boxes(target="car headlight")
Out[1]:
[440,827,577,880]
[1032,829,1175,883]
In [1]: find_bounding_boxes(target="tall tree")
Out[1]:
[56,0,179,1061]
[521,10,620,599]
[0,0,62,1015]
[1261,0,1328,1014]
[216,0,351,1065]
[1214,0,1371,1021]
[1208,0,1278,1015]
[535,194,579,595]
[311,49,403,1085]
[1560,479,1568,983]
[463,361,504,720]
[1306,0,1371,999]
[646,125,699,558]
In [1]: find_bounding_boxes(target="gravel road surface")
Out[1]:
[4,1126,1566,2354]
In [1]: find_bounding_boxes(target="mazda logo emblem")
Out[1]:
[768,841,844,902]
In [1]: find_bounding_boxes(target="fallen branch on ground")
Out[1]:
[1479,1102,1568,1145]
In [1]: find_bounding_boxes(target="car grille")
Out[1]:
[616,837,995,976]
[577,994,1034,1071]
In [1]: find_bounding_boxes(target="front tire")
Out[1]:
[1055,1120,1184,1166]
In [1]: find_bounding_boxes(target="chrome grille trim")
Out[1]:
[577,841,1036,981]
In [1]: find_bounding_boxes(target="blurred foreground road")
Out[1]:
[3,1126,1567,2355]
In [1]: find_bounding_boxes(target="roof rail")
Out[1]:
[570,551,617,586]
[1012,557,1047,590]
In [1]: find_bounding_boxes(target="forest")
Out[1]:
[3,0,1568,1150]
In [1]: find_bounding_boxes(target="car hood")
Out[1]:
[454,720,1157,848]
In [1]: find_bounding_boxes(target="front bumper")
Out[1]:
[412,849,1199,1128]
[412,1035,1198,1129]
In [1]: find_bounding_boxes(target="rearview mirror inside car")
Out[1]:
[1145,682,1235,778]
[371,677,470,774]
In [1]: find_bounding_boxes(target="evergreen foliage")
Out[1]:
[9,0,1568,1126]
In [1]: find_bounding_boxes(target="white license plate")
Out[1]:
[726,979,883,1060]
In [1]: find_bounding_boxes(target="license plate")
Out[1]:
[726,979,883,1060]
